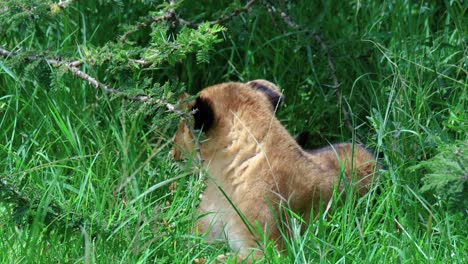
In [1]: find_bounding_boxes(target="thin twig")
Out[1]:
[129,59,152,67]
[311,34,354,134]
[56,0,74,9]
[263,2,282,31]
[262,2,356,138]
[279,11,299,29]
[0,46,15,57]
[177,0,257,28]
[120,14,171,42]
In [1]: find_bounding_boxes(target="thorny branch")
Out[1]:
[0,45,204,186]
[263,1,356,139]
[1,46,158,103]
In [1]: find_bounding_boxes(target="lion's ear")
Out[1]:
[246,79,283,110]
[192,96,214,132]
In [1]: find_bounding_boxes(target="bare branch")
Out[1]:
[262,2,357,139]
[177,0,257,28]
[120,14,170,43]
[129,59,152,67]
[0,46,15,57]
[279,11,299,29]
[56,0,74,9]
[263,2,283,32]
[309,34,355,135]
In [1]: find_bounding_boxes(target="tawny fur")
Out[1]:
[172,81,378,258]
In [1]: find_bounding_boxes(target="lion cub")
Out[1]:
[172,81,378,259]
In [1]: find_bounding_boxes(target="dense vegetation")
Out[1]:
[1,0,466,263]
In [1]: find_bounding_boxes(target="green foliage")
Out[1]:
[0,0,55,38]
[144,23,226,65]
[411,141,468,212]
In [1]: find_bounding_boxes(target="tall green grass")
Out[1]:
[1,0,466,263]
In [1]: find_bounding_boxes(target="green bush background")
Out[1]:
[0,0,466,263]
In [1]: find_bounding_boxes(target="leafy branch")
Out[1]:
[120,0,258,42]
[0,43,205,175]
